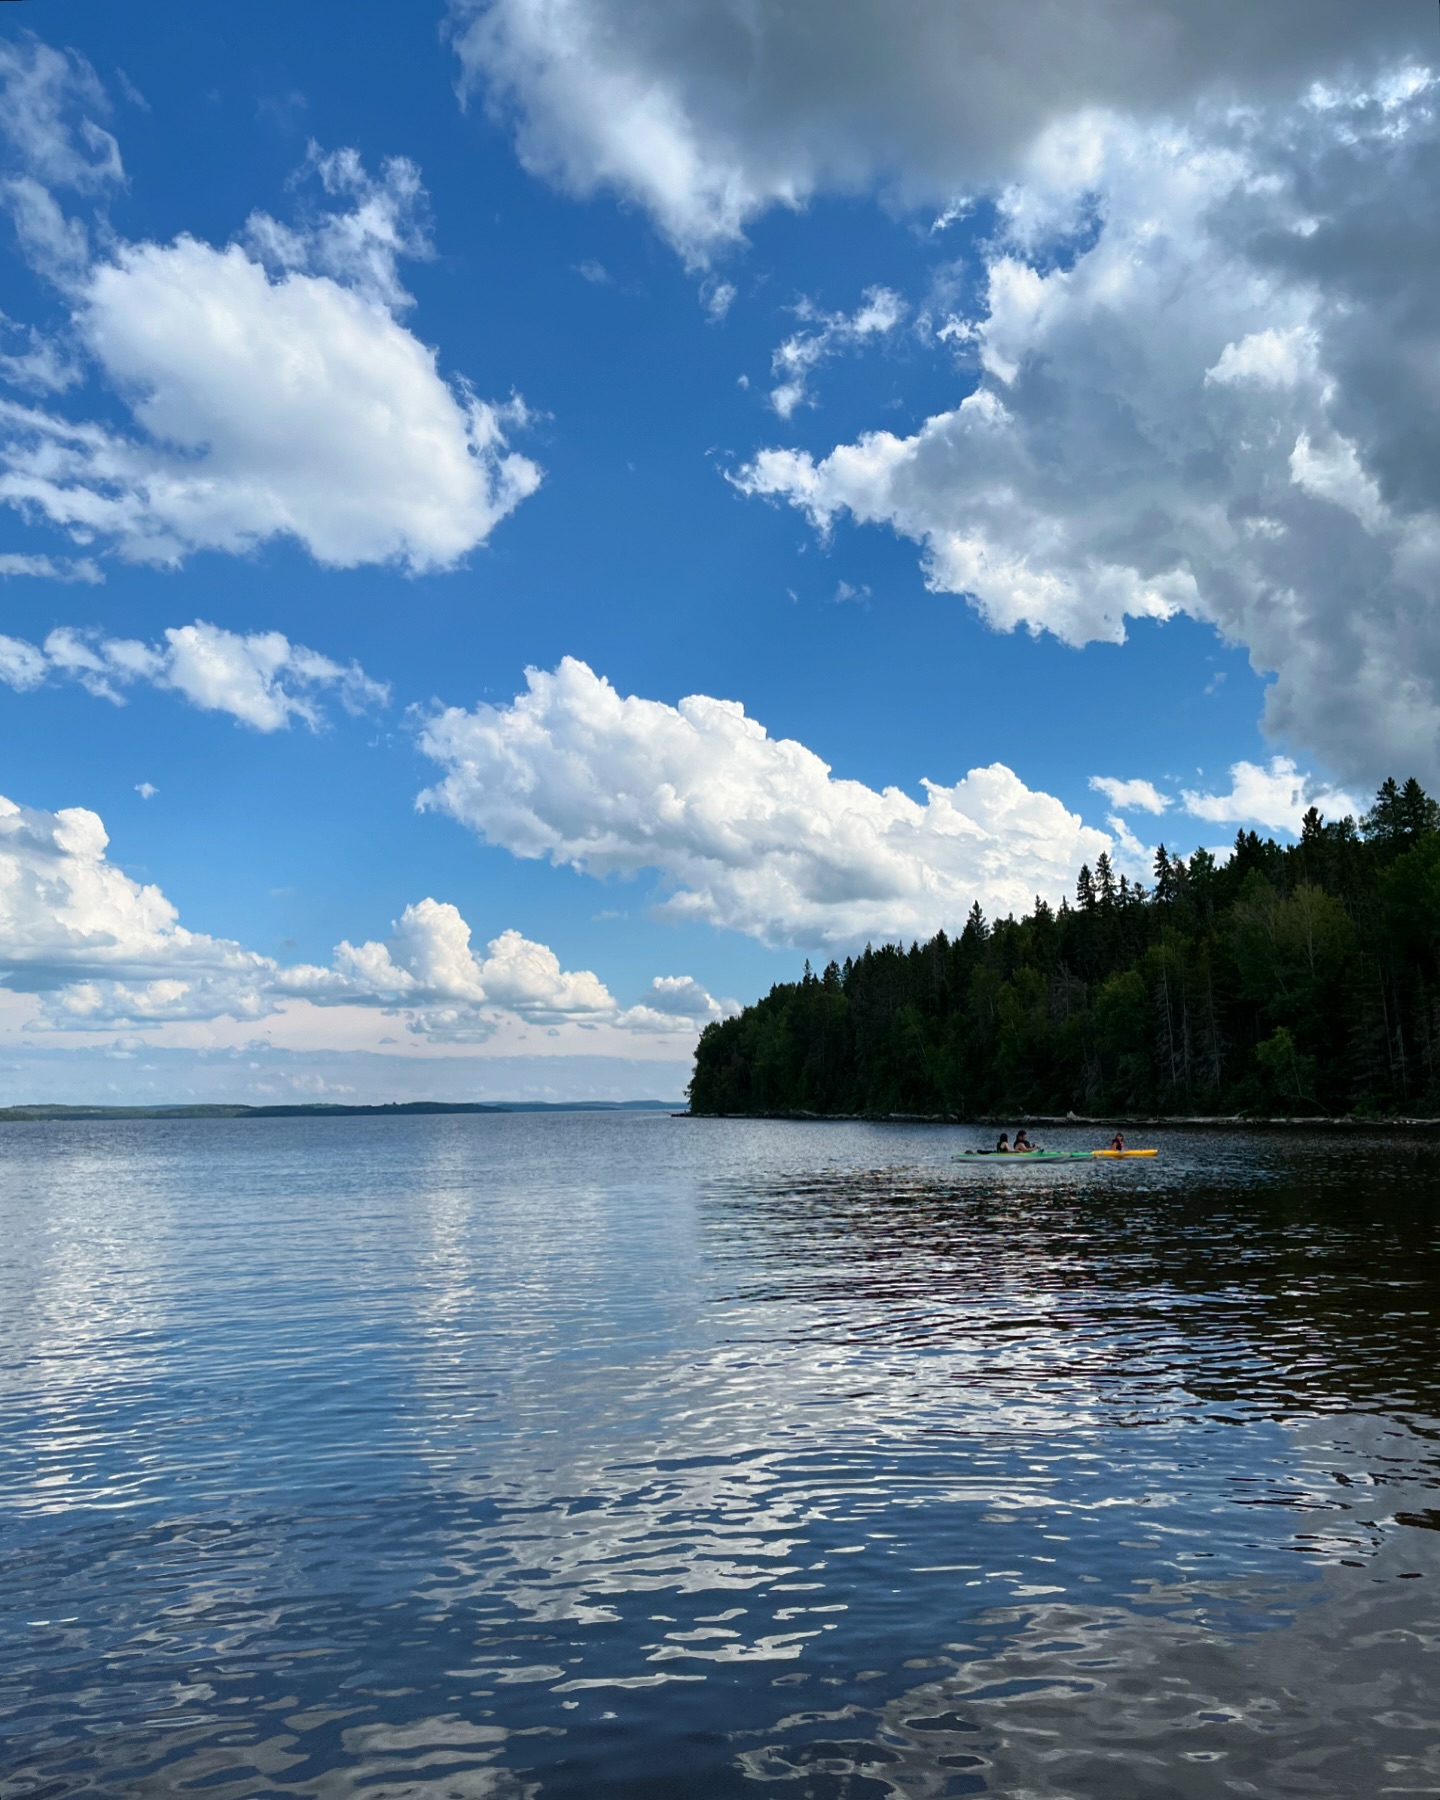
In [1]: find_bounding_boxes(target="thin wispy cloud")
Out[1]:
[0,620,389,730]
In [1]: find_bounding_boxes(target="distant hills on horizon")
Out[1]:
[0,1100,682,1123]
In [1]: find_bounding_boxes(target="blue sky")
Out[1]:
[0,0,1435,1103]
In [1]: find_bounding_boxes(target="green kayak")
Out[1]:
[959,1151,1096,1162]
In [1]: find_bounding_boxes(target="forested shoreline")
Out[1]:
[688,778,1440,1120]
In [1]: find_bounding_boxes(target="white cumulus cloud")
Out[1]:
[0,619,388,730]
[0,794,274,1023]
[1181,758,1362,835]
[1,229,539,571]
[1089,776,1171,814]
[0,43,539,574]
[1205,327,1318,391]
[448,0,1425,260]
[0,791,720,1044]
[616,973,737,1033]
[735,74,1440,785]
[416,656,1114,948]
[277,901,623,1039]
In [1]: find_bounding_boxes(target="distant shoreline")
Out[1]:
[10,1102,1435,1130]
[0,1100,681,1123]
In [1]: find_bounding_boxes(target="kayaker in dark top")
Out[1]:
[1109,1131,1125,1152]
[1014,1129,1035,1153]
[996,1133,1011,1153]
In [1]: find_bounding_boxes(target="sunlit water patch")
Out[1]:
[1,1115,1438,1796]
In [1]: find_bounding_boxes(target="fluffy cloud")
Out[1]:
[0,228,539,570]
[0,795,274,1021]
[1089,776,1170,814]
[0,42,538,573]
[1181,758,1361,834]
[770,285,905,418]
[738,73,1440,785]
[449,0,1425,259]
[616,974,737,1034]
[416,656,1113,947]
[280,902,620,1033]
[0,791,720,1042]
[1204,326,1319,392]
[638,974,727,1018]
[0,618,388,730]
[449,3,1440,781]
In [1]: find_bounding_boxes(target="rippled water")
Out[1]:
[2,1114,1439,1798]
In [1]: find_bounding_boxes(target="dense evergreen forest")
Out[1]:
[688,778,1440,1119]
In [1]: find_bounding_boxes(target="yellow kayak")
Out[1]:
[1091,1148,1157,1158]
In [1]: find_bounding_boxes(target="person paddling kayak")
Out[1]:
[1108,1131,1125,1152]
[1014,1129,1038,1153]
[996,1133,1011,1153]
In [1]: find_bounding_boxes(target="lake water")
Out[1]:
[2,1114,1439,1798]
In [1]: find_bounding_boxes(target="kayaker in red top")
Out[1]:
[1109,1131,1125,1152]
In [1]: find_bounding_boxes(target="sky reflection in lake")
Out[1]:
[2,1115,1438,1796]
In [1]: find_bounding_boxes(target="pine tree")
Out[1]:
[1364,778,1404,844]
[1076,864,1097,910]
[1153,844,1174,904]
[1171,855,1190,907]
[1398,778,1440,840]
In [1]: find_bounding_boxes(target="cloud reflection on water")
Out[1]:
[2,1117,1440,1795]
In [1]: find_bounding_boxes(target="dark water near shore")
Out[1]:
[2,1115,1439,1798]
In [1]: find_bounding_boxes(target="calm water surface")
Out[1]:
[2,1114,1439,1797]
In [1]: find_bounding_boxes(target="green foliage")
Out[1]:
[687,776,1440,1119]
[1253,1026,1318,1109]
